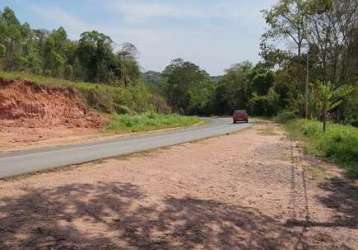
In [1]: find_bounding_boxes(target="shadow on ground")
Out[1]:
[316,177,358,228]
[0,181,350,249]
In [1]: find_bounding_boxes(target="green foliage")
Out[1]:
[284,119,358,178]
[343,87,358,126]
[0,7,141,86]
[106,112,201,133]
[249,88,280,116]
[261,0,358,124]
[262,0,308,56]
[313,81,353,131]
[213,62,253,114]
[0,43,5,57]
[161,58,214,114]
[251,64,274,95]
[275,110,296,123]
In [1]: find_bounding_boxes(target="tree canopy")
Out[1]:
[0,7,140,85]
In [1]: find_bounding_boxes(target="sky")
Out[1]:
[0,0,277,75]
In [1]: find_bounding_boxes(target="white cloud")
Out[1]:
[109,1,263,23]
[30,5,92,37]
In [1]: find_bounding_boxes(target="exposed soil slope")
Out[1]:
[0,78,104,128]
[0,78,106,151]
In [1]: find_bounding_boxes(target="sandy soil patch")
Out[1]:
[0,122,357,249]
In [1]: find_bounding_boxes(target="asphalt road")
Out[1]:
[0,118,252,179]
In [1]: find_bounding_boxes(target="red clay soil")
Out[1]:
[0,78,107,151]
[0,78,104,129]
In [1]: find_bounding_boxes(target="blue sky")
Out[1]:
[0,0,277,75]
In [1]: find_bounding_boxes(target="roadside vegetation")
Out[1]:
[107,112,201,133]
[282,118,358,178]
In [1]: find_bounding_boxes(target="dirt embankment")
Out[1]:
[0,78,106,150]
[0,78,104,128]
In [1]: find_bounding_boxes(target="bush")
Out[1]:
[275,111,296,123]
[285,119,358,178]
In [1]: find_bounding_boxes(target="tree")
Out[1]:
[161,58,213,114]
[262,0,309,56]
[117,43,140,86]
[78,31,114,83]
[0,7,23,70]
[306,0,358,83]
[214,62,253,114]
[250,64,274,95]
[314,81,353,131]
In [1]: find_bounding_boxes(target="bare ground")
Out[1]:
[0,122,357,249]
[0,126,103,152]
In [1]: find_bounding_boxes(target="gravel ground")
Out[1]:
[0,121,357,249]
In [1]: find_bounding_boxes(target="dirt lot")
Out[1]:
[0,122,357,249]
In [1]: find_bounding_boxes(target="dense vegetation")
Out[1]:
[0,7,140,85]
[284,119,358,177]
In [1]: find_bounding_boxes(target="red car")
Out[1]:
[233,110,249,123]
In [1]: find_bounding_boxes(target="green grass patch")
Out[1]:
[106,112,202,133]
[0,71,167,114]
[283,119,358,178]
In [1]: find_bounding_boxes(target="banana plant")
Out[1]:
[314,81,353,132]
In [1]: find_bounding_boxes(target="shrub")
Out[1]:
[275,111,296,123]
[285,119,358,178]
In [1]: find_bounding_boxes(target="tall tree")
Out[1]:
[161,58,213,114]
[214,62,253,114]
[117,42,140,86]
[262,0,309,56]
[77,31,114,83]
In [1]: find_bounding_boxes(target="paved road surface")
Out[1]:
[0,118,252,179]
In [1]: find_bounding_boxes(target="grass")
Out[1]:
[106,112,202,133]
[283,119,358,178]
